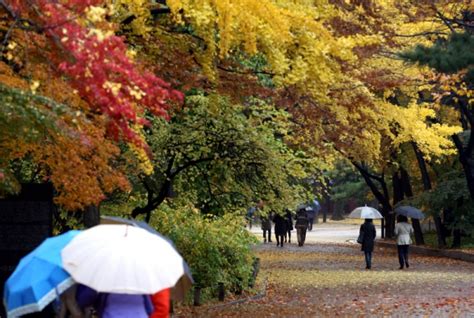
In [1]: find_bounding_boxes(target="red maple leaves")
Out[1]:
[7,0,183,146]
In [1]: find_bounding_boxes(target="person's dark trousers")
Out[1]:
[263,229,272,243]
[296,228,307,246]
[275,234,284,247]
[397,245,409,268]
[364,251,372,269]
[285,230,291,243]
[308,217,314,231]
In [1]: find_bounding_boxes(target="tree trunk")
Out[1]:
[83,205,100,228]
[452,229,462,248]
[352,162,393,237]
[453,101,474,200]
[412,143,446,246]
[434,216,447,248]
[400,167,424,245]
[323,194,330,223]
[331,201,344,220]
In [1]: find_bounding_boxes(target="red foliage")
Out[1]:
[7,0,183,145]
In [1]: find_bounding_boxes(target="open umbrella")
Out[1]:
[61,224,185,294]
[394,206,425,219]
[100,215,193,300]
[4,230,80,317]
[348,206,383,219]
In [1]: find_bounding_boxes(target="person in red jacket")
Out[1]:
[150,288,171,318]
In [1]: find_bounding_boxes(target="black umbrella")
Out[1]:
[394,206,425,219]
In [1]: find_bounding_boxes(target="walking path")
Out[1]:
[249,220,382,244]
[177,221,474,317]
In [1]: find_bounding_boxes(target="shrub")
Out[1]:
[150,204,258,299]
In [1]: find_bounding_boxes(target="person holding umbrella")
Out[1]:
[349,206,381,269]
[394,215,414,269]
[358,219,377,270]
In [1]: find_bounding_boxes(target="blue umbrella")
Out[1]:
[394,206,425,219]
[4,230,80,317]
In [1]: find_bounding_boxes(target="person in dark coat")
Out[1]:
[261,213,272,243]
[273,213,288,247]
[295,208,309,247]
[284,209,293,243]
[359,219,376,269]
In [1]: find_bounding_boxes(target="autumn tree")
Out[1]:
[0,0,181,211]
[127,94,311,221]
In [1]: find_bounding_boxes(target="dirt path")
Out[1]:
[176,241,474,317]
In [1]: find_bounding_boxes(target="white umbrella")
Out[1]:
[348,206,383,219]
[61,224,185,294]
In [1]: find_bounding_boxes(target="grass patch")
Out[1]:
[422,232,474,249]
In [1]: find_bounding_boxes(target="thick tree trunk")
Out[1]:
[331,201,344,220]
[434,216,447,248]
[412,143,445,246]
[83,205,100,228]
[400,167,424,245]
[452,229,462,248]
[323,194,329,223]
[453,101,474,200]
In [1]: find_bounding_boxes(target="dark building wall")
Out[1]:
[0,183,54,317]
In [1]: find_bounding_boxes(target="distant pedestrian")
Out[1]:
[394,215,414,270]
[273,213,288,247]
[307,199,321,230]
[261,213,272,243]
[359,219,376,269]
[246,206,256,229]
[284,209,293,244]
[295,208,309,247]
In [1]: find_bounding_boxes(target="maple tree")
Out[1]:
[0,0,181,210]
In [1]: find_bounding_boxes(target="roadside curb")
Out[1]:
[376,240,474,263]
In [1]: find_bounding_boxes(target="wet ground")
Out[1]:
[176,222,474,317]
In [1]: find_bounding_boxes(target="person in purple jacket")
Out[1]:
[76,284,153,318]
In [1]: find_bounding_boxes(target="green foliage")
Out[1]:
[150,204,258,293]
[137,93,310,215]
[400,32,474,81]
[326,160,370,205]
[405,170,474,235]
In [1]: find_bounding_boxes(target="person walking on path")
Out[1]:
[273,212,288,247]
[284,209,293,244]
[359,219,376,269]
[246,206,256,229]
[394,215,414,269]
[306,199,320,231]
[261,212,272,243]
[295,208,309,247]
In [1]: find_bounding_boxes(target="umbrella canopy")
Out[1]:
[4,230,80,317]
[100,216,193,300]
[61,224,185,294]
[394,206,425,219]
[348,206,383,219]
